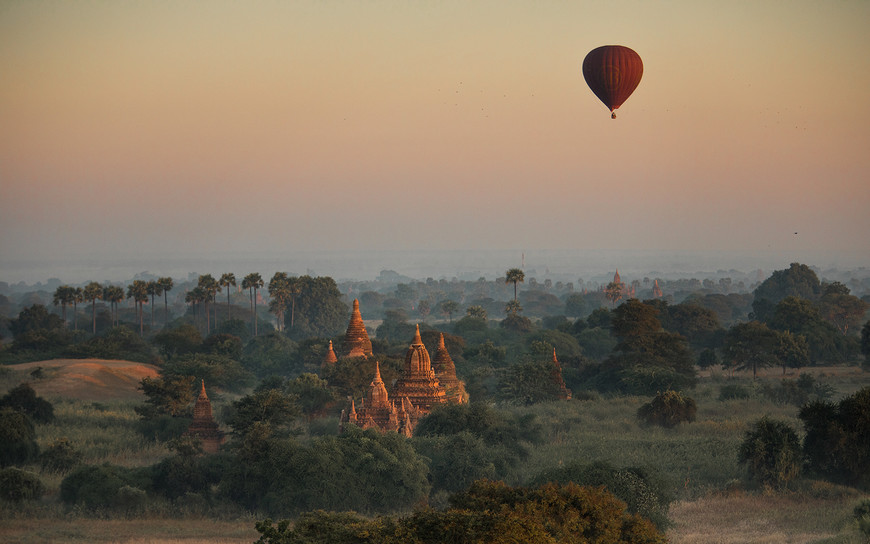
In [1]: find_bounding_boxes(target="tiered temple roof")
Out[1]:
[432,333,468,404]
[391,325,447,412]
[340,362,417,437]
[184,380,224,453]
[343,299,373,357]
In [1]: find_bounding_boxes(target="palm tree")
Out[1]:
[52,285,75,327]
[287,276,301,330]
[197,274,219,334]
[72,287,83,331]
[126,280,149,335]
[505,268,525,302]
[157,277,174,325]
[83,281,103,334]
[505,300,522,316]
[185,287,205,328]
[242,273,264,336]
[219,273,237,322]
[268,272,290,331]
[146,281,163,330]
[102,284,125,327]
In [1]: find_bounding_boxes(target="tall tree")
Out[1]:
[146,281,163,330]
[102,285,125,327]
[52,285,75,327]
[439,300,459,323]
[197,274,219,334]
[268,272,290,332]
[83,281,103,334]
[127,280,149,335]
[242,273,264,337]
[157,277,174,325]
[505,268,525,302]
[722,321,781,379]
[219,273,237,322]
[72,287,83,331]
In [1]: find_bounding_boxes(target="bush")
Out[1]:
[738,417,802,490]
[718,383,751,401]
[39,437,83,473]
[0,408,39,467]
[637,390,697,428]
[60,464,151,509]
[0,383,54,423]
[0,467,43,501]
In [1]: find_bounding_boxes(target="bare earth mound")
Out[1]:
[6,359,160,401]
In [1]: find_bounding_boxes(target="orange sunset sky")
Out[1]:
[1,1,868,280]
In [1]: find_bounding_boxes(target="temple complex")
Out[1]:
[432,333,468,404]
[184,380,224,453]
[340,324,467,436]
[652,279,663,298]
[391,325,447,411]
[342,299,373,357]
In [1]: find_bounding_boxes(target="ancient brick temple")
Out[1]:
[323,340,338,366]
[432,333,468,404]
[184,380,224,453]
[342,299,373,357]
[551,349,572,401]
[340,325,467,436]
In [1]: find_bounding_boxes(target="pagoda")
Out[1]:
[432,333,468,404]
[342,299,373,357]
[340,362,417,436]
[550,349,572,401]
[323,340,338,365]
[391,325,447,411]
[184,380,224,453]
[652,279,663,298]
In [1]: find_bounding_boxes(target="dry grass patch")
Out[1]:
[0,517,258,544]
[668,492,867,544]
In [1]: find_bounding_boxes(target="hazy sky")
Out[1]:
[2,1,868,279]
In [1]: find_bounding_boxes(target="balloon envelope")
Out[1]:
[582,45,643,118]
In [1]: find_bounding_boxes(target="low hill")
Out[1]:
[2,359,160,401]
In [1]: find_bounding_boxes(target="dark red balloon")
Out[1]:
[582,45,643,118]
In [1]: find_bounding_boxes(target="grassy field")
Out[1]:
[1,362,869,543]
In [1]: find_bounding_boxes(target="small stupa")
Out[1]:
[323,340,338,365]
[184,380,224,453]
[342,299,373,357]
[432,333,468,404]
[339,361,417,435]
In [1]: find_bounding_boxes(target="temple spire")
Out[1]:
[412,323,423,345]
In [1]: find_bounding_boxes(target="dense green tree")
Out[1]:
[8,304,64,339]
[0,383,54,423]
[660,302,723,348]
[498,359,569,405]
[241,332,299,377]
[228,387,300,437]
[161,353,254,393]
[752,262,821,322]
[818,282,869,335]
[504,268,524,302]
[738,417,802,489]
[284,276,347,341]
[438,299,459,323]
[800,387,870,489]
[0,467,44,501]
[0,408,39,467]
[637,390,697,428]
[153,323,204,359]
[60,464,149,509]
[285,373,335,419]
[136,375,197,419]
[722,321,781,378]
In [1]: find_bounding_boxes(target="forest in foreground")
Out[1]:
[1,262,869,543]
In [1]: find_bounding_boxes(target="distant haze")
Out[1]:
[2,2,868,280]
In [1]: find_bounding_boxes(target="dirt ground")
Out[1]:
[4,359,159,401]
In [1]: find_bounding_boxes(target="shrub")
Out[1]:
[719,383,751,401]
[39,437,83,473]
[0,407,39,467]
[738,417,802,490]
[0,383,54,423]
[637,390,697,428]
[0,467,44,501]
[60,464,151,509]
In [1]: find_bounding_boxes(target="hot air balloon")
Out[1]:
[582,45,643,119]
